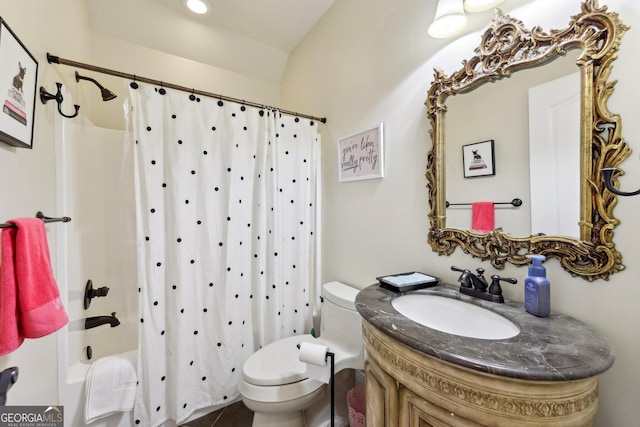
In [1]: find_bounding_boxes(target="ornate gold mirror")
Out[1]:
[425,0,629,281]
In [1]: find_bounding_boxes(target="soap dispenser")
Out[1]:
[524,254,550,317]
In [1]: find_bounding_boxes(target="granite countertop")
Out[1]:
[355,283,615,381]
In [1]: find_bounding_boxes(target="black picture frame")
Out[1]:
[462,139,495,178]
[0,18,38,149]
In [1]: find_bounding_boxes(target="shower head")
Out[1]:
[75,71,117,101]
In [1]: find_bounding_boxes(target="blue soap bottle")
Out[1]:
[524,254,550,317]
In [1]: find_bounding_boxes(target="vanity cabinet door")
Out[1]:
[398,386,482,427]
[365,359,398,427]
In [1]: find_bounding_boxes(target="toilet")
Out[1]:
[239,281,364,427]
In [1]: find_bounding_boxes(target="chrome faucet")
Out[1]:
[85,312,120,329]
[451,266,516,303]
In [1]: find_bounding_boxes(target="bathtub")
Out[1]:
[54,118,138,426]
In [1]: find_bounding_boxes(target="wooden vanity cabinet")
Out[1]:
[367,357,480,427]
[365,357,398,427]
[363,320,599,427]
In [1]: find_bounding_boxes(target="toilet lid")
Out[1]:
[242,334,317,386]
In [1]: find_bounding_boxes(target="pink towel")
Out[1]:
[0,219,68,354]
[471,202,494,233]
[0,227,23,355]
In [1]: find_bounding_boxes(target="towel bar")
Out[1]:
[446,198,523,208]
[0,212,71,229]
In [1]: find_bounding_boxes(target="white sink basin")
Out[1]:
[391,294,520,340]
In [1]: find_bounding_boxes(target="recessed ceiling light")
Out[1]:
[184,0,210,15]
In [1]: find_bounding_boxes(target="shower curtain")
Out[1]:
[129,84,320,427]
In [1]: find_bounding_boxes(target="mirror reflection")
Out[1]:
[445,52,580,238]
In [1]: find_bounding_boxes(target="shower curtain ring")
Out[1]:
[158,81,166,95]
[217,95,223,107]
[241,100,246,111]
[130,75,138,89]
[189,89,196,101]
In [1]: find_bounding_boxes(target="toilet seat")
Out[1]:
[239,375,325,404]
[242,334,318,386]
[240,334,326,405]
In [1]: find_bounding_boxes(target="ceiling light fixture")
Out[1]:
[463,0,504,13]
[428,0,469,39]
[184,0,210,15]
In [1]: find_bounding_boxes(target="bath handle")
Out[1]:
[84,279,110,309]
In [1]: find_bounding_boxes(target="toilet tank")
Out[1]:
[319,281,364,371]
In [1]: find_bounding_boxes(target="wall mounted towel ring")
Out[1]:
[601,168,640,196]
[40,83,79,119]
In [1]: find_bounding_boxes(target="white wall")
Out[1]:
[0,0,280,408]
[281,0,640,425]
[0,0,91,405]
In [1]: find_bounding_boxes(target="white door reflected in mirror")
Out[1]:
[528,72,580,239]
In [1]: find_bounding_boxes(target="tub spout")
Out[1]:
[85,312,120,329]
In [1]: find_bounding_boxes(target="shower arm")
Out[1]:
[75,71,117,101]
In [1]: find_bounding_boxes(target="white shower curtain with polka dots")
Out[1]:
[129,84,320,427]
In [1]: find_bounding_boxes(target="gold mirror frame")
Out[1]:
[425,0,630,281]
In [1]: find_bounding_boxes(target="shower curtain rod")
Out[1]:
[46,53,327,124]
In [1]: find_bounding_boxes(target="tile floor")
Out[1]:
[180,401,254,426]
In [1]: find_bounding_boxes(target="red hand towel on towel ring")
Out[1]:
[471,202,494,233]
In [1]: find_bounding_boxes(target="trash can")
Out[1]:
[347,385,366,427]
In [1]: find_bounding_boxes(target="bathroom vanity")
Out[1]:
[355,284,614,427]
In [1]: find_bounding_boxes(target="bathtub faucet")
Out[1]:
[85,312,120,329]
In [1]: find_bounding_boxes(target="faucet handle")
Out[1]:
[488,275,517,296]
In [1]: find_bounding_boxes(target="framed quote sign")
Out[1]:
[338,123,384,182]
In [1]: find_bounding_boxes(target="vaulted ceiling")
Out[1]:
[86,0,336,83]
